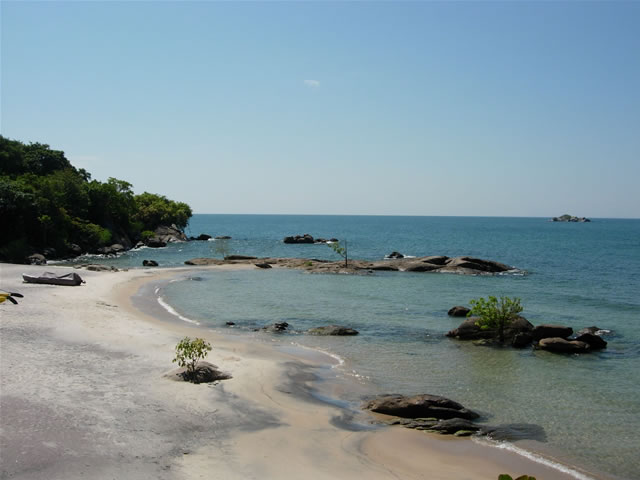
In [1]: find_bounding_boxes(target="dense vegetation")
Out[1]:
[0,136,192,262]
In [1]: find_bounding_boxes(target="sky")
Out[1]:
[2,1,639,218]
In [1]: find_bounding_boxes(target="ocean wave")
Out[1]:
[472,437,595,480]
[156,292,200,325]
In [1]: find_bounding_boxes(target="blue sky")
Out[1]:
[2,1,639,218]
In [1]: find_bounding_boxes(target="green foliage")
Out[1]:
[0,135,193,261]
[328,240,348,267]
[140,230,155,242]
[498,475,536,480]
[173,337,212,381]
[468,296,523,343]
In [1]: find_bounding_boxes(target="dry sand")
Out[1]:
[0,263,586,479]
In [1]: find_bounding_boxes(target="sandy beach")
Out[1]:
[0,263,587,480]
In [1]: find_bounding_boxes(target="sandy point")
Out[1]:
[1,263,590,480]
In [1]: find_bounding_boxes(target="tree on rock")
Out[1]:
[173,337,212,382]
[328,240,348,267]
[468,296,523,343]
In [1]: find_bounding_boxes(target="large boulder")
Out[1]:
[364,394,479,420]
[575,332,607,350]
[537,338,590,354]
[154,225,188,243]
[307,325,359,336]
[110,243,125,253]
[145,236,167,248]
[532,324,573,341]
[448,306,470,317]
[444,256,512,273]
[446,316,534,342]
[142,259,159,267]
[283,234,315,244]
[193,234,212,241]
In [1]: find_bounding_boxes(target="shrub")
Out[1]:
[468,296,523,343]
[173,337,212,381]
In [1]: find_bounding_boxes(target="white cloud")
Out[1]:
[304,79,320,88]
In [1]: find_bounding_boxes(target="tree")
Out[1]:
[328,240,348,267]
[173,337,212,381]
[468,296,523,343]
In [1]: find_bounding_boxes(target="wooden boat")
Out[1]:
[22,272,84,286]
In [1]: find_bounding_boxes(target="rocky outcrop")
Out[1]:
[307,325,359,336]
[364,394,479,420]
[537,337,590,353]
[190,234,212,241]
[142,259,158,267]
[532,324,573,341]
[283,234,337,244]
[258,322,289,333]
[552,215,590,222]
[448,306,470,317]
[386,251,405,259]
[254,262,272,269]
[183,255,518,276]
[164,361,232,384]
[446,316,534,344]
[224,255,257,261]
[146,225,187,247]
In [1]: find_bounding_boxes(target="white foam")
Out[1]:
[156,295,200,325]
[472,437,595,480]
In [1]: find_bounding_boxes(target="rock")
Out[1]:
[194,234,212,241]
[404,263,441,272]
[110,243,125,253]
[225,255,258,260]
[512,332,533,348]
[364,394,479,420]
[142,259,159,267]
[164,361,232,384]
[86,264,117,272]
[133,241,145,249]
[444,256,513,273]
[577,326,608,336]
[575,332,607,350]
[97,246,114,255]
[43,247,57,258]
[259,322,289,333]
[225,321,235,326]
[368,265,399,271]
[307,325,359,336]
[446,316,534,342]
[153,225,188,243]
[386,251,404,259]
[552,215,591,223]
[27,253,46,265]
[425,418,482,435]
[215,236,231,240]
[68,244,82,256]
[254,263,272,269]
[145,236,167,248]
[448,306,470,317]
[283,234,315,244]
[532,324,573,341]
[537,337,590,354]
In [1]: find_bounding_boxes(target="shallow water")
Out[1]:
[73,215,640,479]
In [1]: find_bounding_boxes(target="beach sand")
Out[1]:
[0,263,587,479]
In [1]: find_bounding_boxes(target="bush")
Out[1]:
[468,296,523,343]
[173,337,212,381]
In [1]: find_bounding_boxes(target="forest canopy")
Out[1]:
[0,136,193,262]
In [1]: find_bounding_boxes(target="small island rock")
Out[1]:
[307,325,359,336]
[142,259,158,267]
[364,394,479,420]
[447,306,470,317]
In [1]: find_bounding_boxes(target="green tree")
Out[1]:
[173,337,213,382]
[468,296,523,343]
[328,240,348,267]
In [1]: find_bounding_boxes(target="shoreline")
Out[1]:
[0,263,601,479]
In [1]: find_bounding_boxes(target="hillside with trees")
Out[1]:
[0,136,192,263]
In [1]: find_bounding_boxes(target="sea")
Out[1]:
[68,215,640,480]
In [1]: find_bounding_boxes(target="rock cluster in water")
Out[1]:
[184,255,517,276]
[283,234,338,244]
[551,214,590,222]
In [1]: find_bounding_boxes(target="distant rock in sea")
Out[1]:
[551,214,590,222]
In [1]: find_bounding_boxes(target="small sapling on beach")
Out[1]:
[468,296,523,343]
[328,240,348,268]
[173,337,212,381]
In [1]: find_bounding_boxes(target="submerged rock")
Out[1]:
[224,255,258,260]
[254,262,272,269]
[537,337,590,354]
[307,325,359,336]
[364,394,479,420]
[447,306,470,317]
[259,322,290,333]
[575,332,607,350]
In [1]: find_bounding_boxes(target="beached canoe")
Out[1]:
[22,272,85,286]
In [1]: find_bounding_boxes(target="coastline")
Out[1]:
[0,263,598,479]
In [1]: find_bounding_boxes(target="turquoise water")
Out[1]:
[77,215,640,479]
